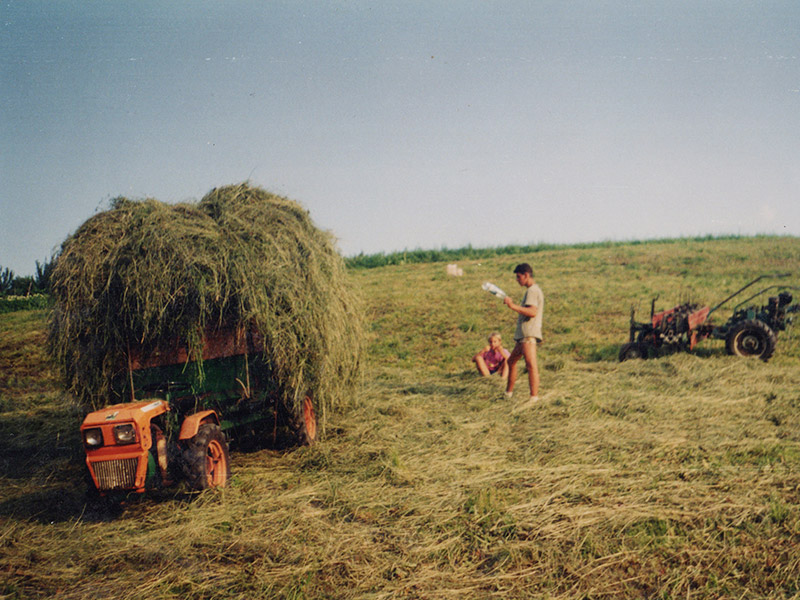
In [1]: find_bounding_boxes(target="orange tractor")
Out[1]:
[81,327,317,496]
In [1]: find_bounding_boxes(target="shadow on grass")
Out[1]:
[0,443,83,480]
[0,484,101,524]
[378,373,476,398]
[584,343,728,363]
[0,473,216,524]
[0,432,309,525]
[399,382,472,397]
[0,403,84,479]
[0,450,134,524]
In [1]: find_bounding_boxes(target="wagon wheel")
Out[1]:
[725,319,777,361]
[182,423,231,490]
[619,342,647,362]
[636,330,659,353]
[290,395,318,445]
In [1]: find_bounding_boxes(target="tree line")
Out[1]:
[343,234,749,269]
[0,258,54,296]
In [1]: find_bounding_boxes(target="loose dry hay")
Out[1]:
[48,183,365,425]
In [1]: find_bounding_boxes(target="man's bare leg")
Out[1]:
[505,342,523,395]
[521,339,539,397]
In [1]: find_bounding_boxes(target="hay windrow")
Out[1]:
[48,183,365,422]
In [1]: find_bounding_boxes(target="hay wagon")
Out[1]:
[81,326,317,496]
[50,184,364,500]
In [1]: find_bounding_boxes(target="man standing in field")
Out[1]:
[503,263,543,407]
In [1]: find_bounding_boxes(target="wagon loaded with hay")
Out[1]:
[49,184,364,495]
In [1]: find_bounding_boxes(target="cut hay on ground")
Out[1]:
[48,183,364,423]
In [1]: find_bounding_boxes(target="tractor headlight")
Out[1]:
[83,427,104,448]
[113,423,137,445]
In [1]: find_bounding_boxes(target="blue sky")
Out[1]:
[2,1,799,275]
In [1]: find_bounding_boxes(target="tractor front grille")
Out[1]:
[92,457,139,490]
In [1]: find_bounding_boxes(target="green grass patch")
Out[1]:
[0,294,51,314]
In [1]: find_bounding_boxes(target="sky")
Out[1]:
[2,1,799,276]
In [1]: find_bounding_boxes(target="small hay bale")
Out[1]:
[48,183,365,426]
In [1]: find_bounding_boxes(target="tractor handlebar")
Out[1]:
[708,273,792,317]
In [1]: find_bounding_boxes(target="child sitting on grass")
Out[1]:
[472,332,510,379]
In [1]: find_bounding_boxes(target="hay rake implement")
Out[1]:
[619,274,800,362]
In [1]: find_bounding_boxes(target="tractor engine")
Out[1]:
[653,303,698,345]
[621,300,712,360]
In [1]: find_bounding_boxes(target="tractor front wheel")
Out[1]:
[182,423,231,490]
[725,319,777,361]
[619,342,647,361]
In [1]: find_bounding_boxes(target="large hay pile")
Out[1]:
[48,183,364,424]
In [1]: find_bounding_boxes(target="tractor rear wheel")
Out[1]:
[725,319,777,361]
[182,423,231,490]
[291,395,318,445]
[619,342,647,361]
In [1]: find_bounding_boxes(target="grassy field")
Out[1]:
[2,236,800,599]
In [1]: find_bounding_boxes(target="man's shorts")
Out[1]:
[516,337,541,345]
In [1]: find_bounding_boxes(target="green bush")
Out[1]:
[0,294,52,314]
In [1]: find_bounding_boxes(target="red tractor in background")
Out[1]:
[619,274,800,362]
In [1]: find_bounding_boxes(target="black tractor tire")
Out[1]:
[619,342,647,362]
[181,423,231,490]
[636,331,659,352]
[725,319,777,361]
[289,395,318,445]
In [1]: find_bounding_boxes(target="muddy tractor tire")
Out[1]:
[619,342,647,362]
[182,423,231,490]
[725,319,777,361]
